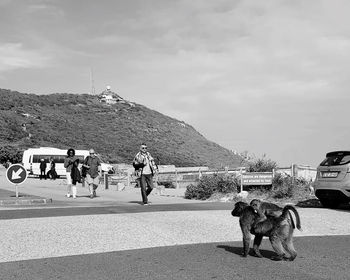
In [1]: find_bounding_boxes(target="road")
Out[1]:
[0,203,349,280]
[0,170,349,279]
[1,236,350,280]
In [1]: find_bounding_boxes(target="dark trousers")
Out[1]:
[40,169,46,179]
[140,174,154,204]
[47,169,57,180]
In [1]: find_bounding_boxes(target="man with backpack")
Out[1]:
[133,143,158,205]
[83,149,101,199]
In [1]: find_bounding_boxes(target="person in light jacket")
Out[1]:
[133,143,158,205]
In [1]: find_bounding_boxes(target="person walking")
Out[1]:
[70,158,81,198]
[47,157,57,180]
[64,148,78,198]
[133,143,158,205]
[82,149,101,199]
[4,160,11,169]
[39,159,47,180]
[81,162,88,188]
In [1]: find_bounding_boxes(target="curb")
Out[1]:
[0,198,53,206]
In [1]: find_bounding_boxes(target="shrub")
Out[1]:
[185,173,239,200]
[271,173,310,199]
[0,145,23,166]
[157,181,176,189]
[247,155,277,172]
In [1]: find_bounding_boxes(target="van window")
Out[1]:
[320,153,350,166]
[32,154,86,163]
[33,155,50,163]
[55,156,65,163]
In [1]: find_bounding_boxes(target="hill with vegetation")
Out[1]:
[0,88,244,168]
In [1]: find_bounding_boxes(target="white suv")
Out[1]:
[314,151,350,208]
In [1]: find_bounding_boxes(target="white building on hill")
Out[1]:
[98,86,135,106]
[98,86,123,104]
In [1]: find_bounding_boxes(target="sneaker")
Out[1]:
[66,194,71,198]
[143,202,151,206]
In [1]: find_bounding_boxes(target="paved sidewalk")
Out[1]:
[0,166,194,207]
[0,188,52,205]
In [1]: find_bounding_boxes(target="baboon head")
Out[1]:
[250,199,262,212]
[231,201,248,217]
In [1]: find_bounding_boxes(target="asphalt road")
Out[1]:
[0,202,235,219]
[0,236,349,280]
[0,172,349,280]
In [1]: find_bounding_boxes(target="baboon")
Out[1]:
[231,200,282,218]
[252,205,301,261]
[249,199,296,229]
[231,201,265,258]
[231,201,301,260]
[250,199,282,216]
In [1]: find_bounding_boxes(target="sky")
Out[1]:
[1,0,350,167]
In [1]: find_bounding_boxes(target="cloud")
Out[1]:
[1,0,350,166]
[0,43,51,72]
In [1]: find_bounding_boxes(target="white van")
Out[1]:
[22,147,89,177]
[22,147,114,177]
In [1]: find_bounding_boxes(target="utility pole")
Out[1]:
[90,67,96,95]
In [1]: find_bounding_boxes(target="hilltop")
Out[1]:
[0,88,244,168]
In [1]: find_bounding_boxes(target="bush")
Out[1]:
[247,155,278,172]
[185,173,239,200]
[0,146,23,166]
[157,181,176,189]
[271,173,310,199]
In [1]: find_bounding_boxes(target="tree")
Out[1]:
[247,154,278,172]
[0,145,23,165]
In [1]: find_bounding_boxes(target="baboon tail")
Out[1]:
[281,205,301,231]
[288,211,296,229]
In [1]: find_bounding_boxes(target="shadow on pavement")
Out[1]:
[296,198,322,208]
[128,201,144,205]
[217,245,277,259]
[296,199,350,211]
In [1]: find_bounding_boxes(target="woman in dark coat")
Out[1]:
[64,148,78,198]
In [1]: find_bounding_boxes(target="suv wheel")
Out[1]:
[319,199,339,209]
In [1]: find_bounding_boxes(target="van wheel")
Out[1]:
[319,199,339,209]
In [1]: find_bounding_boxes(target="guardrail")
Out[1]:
[102,164,314,191]
[102,173,130,191]
[102,168,246,190]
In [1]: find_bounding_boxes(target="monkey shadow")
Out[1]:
[217,245,277,259]
[296,198,322,208]
[296,199,350,211]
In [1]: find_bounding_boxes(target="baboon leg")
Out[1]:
[269,237,286,261]
[242,228,251,257]
[253,234,264,258]
[283,239,297,261]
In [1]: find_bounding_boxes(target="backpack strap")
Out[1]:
[84,156,90,165]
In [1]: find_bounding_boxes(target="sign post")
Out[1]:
[240,168,243,193]
[241,172,273,186]
[6,164,28,198]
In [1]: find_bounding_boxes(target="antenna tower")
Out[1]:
[90,67,96,95]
